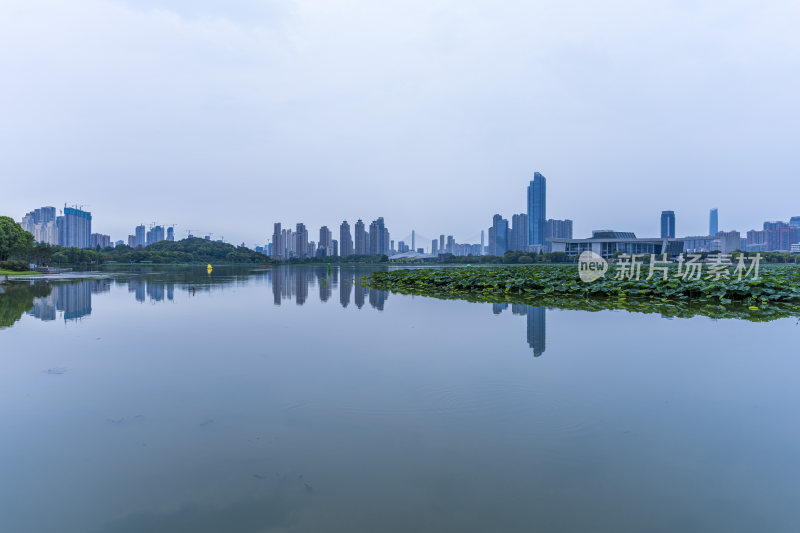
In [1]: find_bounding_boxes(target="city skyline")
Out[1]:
[3,2,800,245]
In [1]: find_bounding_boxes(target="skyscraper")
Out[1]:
[431,239,438,255]
[340,221,353,256]
[354,219,367,255]
[789,216,800,228]
[527,172,546,248]
[319,226,333,257]
[411,230,415,251]
[167,227,175,241]
[480,230,485,254]
[146,225,165,246]
[368,219,380,255]
[489,214,509,256]
[368,217,388,255]
[510,213,528,251]
[20,206,58,245]
[271,223,282,259]
[660,211,676,238]
[135,224,146,248]
[295,223,308,258]
[60,207,92,248]
[709,208,719,236]
[439,234,445,253]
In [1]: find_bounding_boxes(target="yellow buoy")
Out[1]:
[207,264,213,273]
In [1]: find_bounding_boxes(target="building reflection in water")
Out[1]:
[496,303,547,357]
[27,280,110,323]
[21,272,536,354]
[269,266,387,311]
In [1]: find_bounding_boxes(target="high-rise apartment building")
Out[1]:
[368,217,388,255]
[439,235,445,253]
[146,225,165,246]
[354,219,367,255]
[660,211,676,239]
[271,223,282,259]
[339,221,353,256]
[489,214,509,256]
[167,227,175,241]
[20,206,58,245]
[135,225,146,248]
[431,239,438,255]
[295,223,308,258]
[527,172,546,247]
[319,226,333,257]
[60,207,92,248]
[510,213,528,251]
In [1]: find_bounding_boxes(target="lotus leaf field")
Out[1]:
[368,265,800,321]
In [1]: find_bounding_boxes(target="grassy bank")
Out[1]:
[368,265,800,321]
[0,269,40,276]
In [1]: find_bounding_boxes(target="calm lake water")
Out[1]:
[1,265,799,532]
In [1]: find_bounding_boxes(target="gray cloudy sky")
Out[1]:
[1,0,798,247]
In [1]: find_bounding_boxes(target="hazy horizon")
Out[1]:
[2,0,799,247]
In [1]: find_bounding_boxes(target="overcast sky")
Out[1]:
[1,0,798,247]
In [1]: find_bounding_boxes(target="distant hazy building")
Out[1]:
[146,225,165,246]
[683,236,714,253]
[709,208,718,236]
[790,216,800,228]
[527,172,546,248]
[746,230,768,252]
[716,230,741,254]
[90,233,111,249]
[439,235,445,253]
[660,211,676,238]
[431,239,438,255]
[339,221,353,256]
[546,219,573,239]
[167,227,175,241]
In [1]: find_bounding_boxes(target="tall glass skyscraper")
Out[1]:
[527,172,546,247]
[660,210,675,238]
[709,208,719,236]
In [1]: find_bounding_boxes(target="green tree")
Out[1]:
[0,216,34,261]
